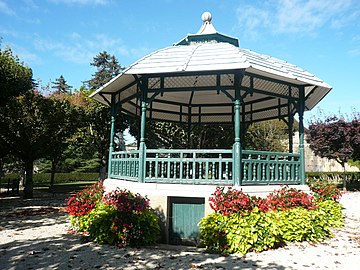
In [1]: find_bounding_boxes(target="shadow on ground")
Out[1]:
[0,233,293,270]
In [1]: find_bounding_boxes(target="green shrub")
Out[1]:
[199,191,344,254]
[67,187,160,247]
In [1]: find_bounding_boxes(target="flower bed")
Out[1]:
[199,185,344,254]
[66,182,160,247]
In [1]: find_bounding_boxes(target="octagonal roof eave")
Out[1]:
[90,12,332,119]
[90,43,331,101]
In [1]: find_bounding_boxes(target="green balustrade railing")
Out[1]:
[144,149,233,184]
[109,148,302,185]
[241,150,301,185]
[109,151,140,181]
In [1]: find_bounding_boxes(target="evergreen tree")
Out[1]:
[84,52,126,179]
[51,75,72,94]
[85,51,124,90]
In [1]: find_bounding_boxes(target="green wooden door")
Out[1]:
[169,197,205,245]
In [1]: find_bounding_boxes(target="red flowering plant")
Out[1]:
[99,188,158,247]
[308,179,342,202]
[102,188,150,214]
[209,186,254,216]
[265,185,318,211]
[65,181,104,217]
[209,185,317,216]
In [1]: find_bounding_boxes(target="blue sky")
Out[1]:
[1,0,359,123]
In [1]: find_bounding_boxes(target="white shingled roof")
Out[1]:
[90,12,331,124]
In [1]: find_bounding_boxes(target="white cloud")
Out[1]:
[33,33,130,64]
[0,0,16,16]
[236,0,357,38]
[49,0,109,5]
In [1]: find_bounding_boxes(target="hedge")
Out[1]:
[2,172,100,183]
[306,171,360,182]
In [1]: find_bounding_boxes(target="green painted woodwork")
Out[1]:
[138,78,148,183]
[242,150,301,185]
[109,148,301,185]
[298,86,306,185]
[107,70,306,186]
[233,72,242,186]
[109,151,140,181]
[169,197,205,244]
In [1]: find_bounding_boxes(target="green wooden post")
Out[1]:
[298,86,306,185]
[288,113,294,153]
[107,94,116,179]
[233,72,242,186]
[138,78,148,183]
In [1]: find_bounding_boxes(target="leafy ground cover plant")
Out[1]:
[66,184,159,247]
[200,186,344,254]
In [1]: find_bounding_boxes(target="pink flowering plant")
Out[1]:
[66,185,159,247]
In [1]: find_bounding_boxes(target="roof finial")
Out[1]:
[202,11,212,23]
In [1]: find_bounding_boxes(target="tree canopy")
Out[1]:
[306,114,360,165]
[0,47,33,105]
[306,113,360,189]
[85,51,125,91]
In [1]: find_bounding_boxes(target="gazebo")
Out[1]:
[90,12,331,243]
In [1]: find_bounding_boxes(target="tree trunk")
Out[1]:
[49,160,57,194]
[23,160,34,199]
[342,162,347,191]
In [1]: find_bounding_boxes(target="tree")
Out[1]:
[306,114,360,190]
[84,52,125,179]
[85,51,124,90]
[0,46,34,192]
[51,75,72,94]
[0,91,52,198]
[44,96,79,193]
[244,120,296,152]
[0,47,33,106]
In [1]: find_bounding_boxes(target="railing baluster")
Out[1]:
[149,160,153,179]
[198,161,202,180]
[161,159,165,179]
[211,162,215,181]
[205,161,209,181]
[154,153,159,179]
[219,154,223,181]
[167,153,171,181]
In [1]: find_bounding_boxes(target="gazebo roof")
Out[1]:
[91,12,331,124]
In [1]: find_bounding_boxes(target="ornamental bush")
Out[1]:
[209,185,317,215]
[66,185,160,247]
[199,186,344,254]
[66,181,104,216]
[308,179,342,202]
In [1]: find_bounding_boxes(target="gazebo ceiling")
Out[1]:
[90,12,331,124]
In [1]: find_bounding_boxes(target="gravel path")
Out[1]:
[0,192,359,270]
